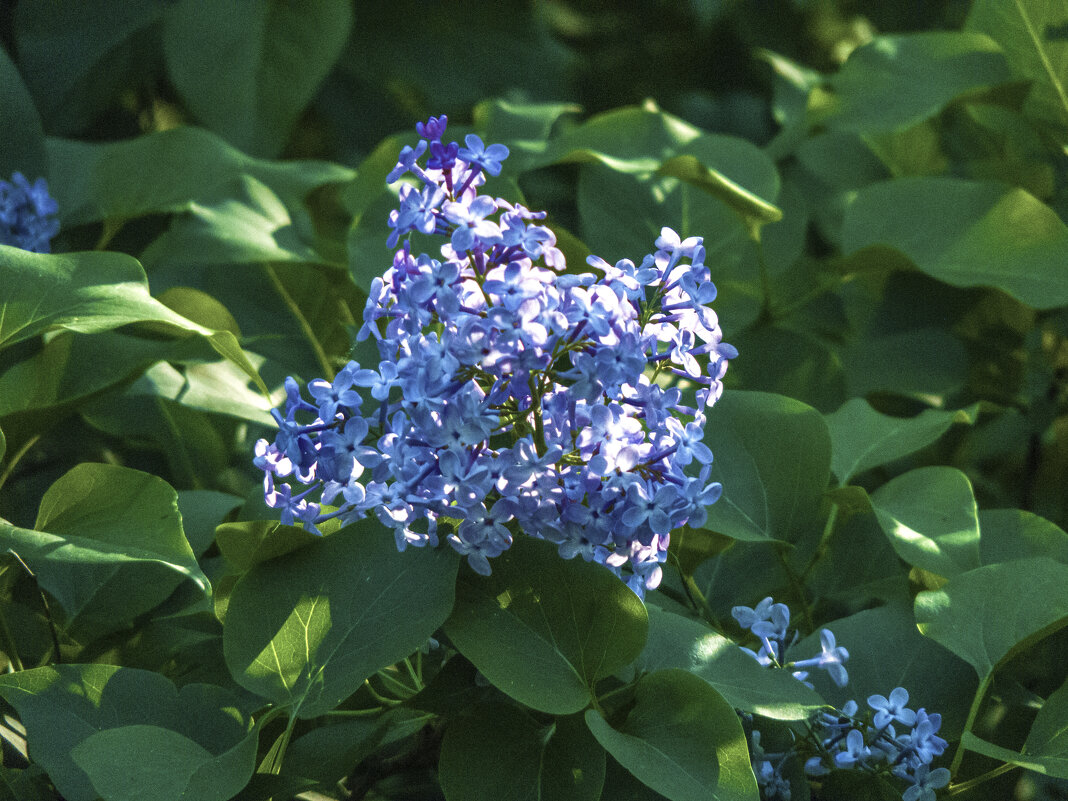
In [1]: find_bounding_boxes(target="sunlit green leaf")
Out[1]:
[843,177,1068,309]
[915,557,1068,680]
[819,32,1011,133]
[223,520,457,717]
[0,463,208,640]
[967,0,1068,137]
[870,466,981,577]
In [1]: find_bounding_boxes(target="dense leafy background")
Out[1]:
[1,1,1067,800]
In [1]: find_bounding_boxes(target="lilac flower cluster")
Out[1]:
[254,116,737,596]
[0,172,59,253]
[735,599,949,801]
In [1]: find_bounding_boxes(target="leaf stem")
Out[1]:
[262,263,334,380]
[6,550,61,664]
[0,434,41,493]
[680,567,724,630]
[950,673,993,776]
[800,502,840,583]
[364,677,403,706]
[944,762,1018,796]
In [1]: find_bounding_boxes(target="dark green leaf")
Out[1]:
[826,399,979,485]
[176,491,243,559]
[843,178,1068,309]
[1023,675,1068,778]
[584,669,758,801]
[961,731,1068,779]
[163,0,353,157]
[0,47,46,179]
[915,557,1068,680]
[0,664,256,801]
[795,602,976,738]
[444,537,648,715]
[870,466,982,578]
[223,521,458,717]
[700,391,832,543]
[440,704,604,801]
[0,463,207,640]
[818,32,1011,133]
[14,0,164,134]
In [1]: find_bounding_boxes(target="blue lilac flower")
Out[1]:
[0,172,59,253]
[254,115,737,597]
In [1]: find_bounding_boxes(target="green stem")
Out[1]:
[403,657,424,692]
[267,712,298,777]
[680,568,723,630]
[0,597,24,671]
[774,543,815,633]
[945,762,1018,796]
[7,550,62,664]
[325,707,388,718]
[376,668,416,699]
[800,502,840,583]
[262,263,334,380]
[363,677,403,706]
[950,673,993,776]
[0,434,41,493]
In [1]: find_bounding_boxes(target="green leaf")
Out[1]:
[0,247,268,394]
[73,723,258,801]
[700,391,832,543]
[215,520,322,573]
[979,509,1068,566]
[967,0,1068,137]
[47,126,353,228]
[633,606,825,721]
[584,669,758,801]
[0,47,46,179]
[176,490,243,559]
[1024,675,1068,778]
[794,603,976,738]
[142,176,332,270]
[542,105,705,173]
[842,177,1068,309]
[818,32,1011,133]
[0,664,256,801]
[0,333,185,428]
[656,155,782,229]
[0,425,6,466]
[223,520,458,717]
[163,0,352,157]
[0,463,208,640]
[915,557,1068,680]
[440,704,605,801]
[826,399,979,485]
[473,98,582,174]
[444,536,648,715]
[0,248,200,350]
[870,466,981,578]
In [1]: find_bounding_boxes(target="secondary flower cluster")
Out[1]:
[254,115,736,596]
[736,599,949,801]
[0,172,59,253]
